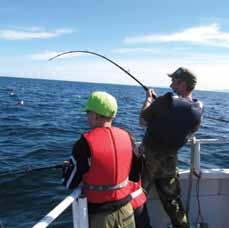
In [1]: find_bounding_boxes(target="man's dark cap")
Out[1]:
[168,67,197,89]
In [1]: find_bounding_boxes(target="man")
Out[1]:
[62,91,137,228]
[139,67,203,228]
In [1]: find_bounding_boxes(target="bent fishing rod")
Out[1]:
[49,50,148,91]
[49,50,229,123]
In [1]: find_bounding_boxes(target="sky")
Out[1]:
[0,0,229,91]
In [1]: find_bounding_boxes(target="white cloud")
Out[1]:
[124,23,229,48]
[0,28,73,40]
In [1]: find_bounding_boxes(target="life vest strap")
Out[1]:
[131,187,143,199]
[84,178,129,191]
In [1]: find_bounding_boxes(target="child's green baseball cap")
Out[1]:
[82,91,118,117]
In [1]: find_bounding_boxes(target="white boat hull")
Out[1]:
[147,169,229,228]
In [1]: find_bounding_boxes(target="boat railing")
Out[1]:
[32,186,89,228]
[32,138,229,228]
[187,138,229,175]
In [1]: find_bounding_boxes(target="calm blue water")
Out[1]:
[0,76,228,227]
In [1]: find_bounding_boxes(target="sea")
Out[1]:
[0,76,228,228]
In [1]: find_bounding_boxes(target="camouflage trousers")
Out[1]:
[143,170,189,228]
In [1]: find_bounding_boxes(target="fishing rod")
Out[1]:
[0,164,62,177]
[49,50,229,124]
[48,50,148,91]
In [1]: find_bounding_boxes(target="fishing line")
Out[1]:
[48,50,148,91]
[204,115,229,123]
[0,164,62,177]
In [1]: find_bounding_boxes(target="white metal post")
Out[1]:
[78,197,89,228]
[193,141,201,175]
[72,200,80,228]
[72,196,89,228]
[186,137,201,216]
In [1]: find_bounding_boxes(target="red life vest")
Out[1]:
[83,127,133,203]
[130,181,147,209]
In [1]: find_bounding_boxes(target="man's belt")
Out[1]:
[84,178,128,191]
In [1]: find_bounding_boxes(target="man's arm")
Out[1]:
[191,100,204,133]
[62,136,91,189]
[139,89,157,127]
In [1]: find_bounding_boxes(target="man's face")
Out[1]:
[170,78,187,95]
[170,78,181,94]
